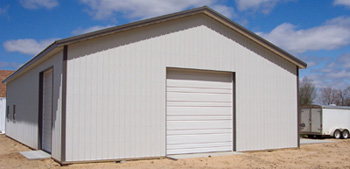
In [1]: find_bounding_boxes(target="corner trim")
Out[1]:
[233,73,236,151]
[38,71,43,149]
[296,66,300,148]
[61,45,68,162]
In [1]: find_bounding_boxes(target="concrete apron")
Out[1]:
[20,150,51,160]
[300,138,334,145]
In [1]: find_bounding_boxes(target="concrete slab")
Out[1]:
[167,151,244,160]
[300,138,334,145]
[20,150,51,160]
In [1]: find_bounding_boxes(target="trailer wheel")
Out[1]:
[342,130,349,139]
[334,130,341,139]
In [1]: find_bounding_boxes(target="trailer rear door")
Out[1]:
[311,109,322,133]
[300,109,311,132]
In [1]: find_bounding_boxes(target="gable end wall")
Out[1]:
[64,14,297,162]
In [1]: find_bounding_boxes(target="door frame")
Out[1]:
[38,67,54,153]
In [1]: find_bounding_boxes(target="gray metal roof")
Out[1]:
[301,105,350,110]
[3,6,307,84]
[321,105,350,110]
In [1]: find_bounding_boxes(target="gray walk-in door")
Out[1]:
[166,69,233,155]
[42,69,53,153]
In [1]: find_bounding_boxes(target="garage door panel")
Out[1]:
[167,102,232,107]
[167,79,232,89]
[167,92,232,102]
[167,146,232,155]
[168,129,232,135]
[167,121,232,130]
[167,70,231,80]
[167,86,231,94]
[167,69,233,155]
[167,107,232,116]
[167,142,232,150]
[167,133,232,145]
[167,115,232,121]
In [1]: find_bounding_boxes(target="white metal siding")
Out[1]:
[66,13,297,161]
[0,98,5,133]
[42,69,53,153]
[6,51,63,160]
[166,69,232,155]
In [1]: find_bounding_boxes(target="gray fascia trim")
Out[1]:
[55,6,207,46]
[297,67,300,148]
[2,43,58,84]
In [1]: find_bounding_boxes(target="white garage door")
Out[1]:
[42,69,53,153]
[167,69,233,155]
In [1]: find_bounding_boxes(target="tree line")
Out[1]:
[299,77,350,106]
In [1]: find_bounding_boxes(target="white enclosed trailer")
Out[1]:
[300,105,350,139]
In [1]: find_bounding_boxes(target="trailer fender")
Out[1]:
[330,129,341,137]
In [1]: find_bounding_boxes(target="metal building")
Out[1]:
[0,70,14,134]
[3,7,307,164]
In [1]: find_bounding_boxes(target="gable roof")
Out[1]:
[3,6,306,84]
[0,70,14,97]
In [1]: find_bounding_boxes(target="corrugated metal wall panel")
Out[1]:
[6,51,63,160]
[0,98,6,133]
[65,14,297,161]
[234,37,298,151]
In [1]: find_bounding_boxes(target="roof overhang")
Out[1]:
[3,6,307,84]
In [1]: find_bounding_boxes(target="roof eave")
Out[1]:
[2,43,59,84]
[55,6,209,47]
[4,6,307,84]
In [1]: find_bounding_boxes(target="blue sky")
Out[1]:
[0,0,350,90]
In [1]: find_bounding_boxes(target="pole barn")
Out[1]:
[3,7,307,164]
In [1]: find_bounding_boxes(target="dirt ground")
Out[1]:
[0,135,349,169]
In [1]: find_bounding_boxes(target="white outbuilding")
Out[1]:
[3,7,307,164]
[0,70,14,134]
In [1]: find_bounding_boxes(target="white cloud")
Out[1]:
[0,62,22,70]
[3,38,57,55]
[71,25,114,35]
[235,0,277,13]
[211,5,235,18]
[338,53,350,68]
[257,16,350,53]
[79,0,234,20]
[234,0,294,14]
[300,53,350,90]
[334,0,350,7]
[20,0,58,9]
[298,55,328,68]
